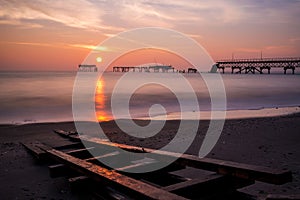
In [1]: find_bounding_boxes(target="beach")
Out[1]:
[1,110,299,199]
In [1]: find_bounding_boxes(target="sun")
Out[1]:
[96,56,102,63]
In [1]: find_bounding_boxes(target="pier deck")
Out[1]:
[216,57,300,74]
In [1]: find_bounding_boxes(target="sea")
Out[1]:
[0,71,300,124]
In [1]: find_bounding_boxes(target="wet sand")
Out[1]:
[0,113,299,199]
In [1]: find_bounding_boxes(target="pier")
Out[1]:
[216,57,300,74]
[188,68,197,73]
[113,65,175,73]
[78,64,98,72]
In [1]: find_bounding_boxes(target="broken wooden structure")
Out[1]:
[78,64,98,72]
[113,65,175,73]
[22,130,293,200]
[187,68,197,73]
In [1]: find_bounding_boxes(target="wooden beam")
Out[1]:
[36,143,187,200]
[69,176,139,200]
[54,130,80,142]
[64,147,95,158]
[65,147,95,154]
[68,176,90,190]
[265,194,300,200]
[49,164,67,178]
[21,142,47,160]
[163,173,254,200]
[162,173,253,195]
[177,155,292,185]
[115,158,157,172]
[84,151,120,162]
[162,174,224,192]
[68,175,89,183]
[55,142,83,150]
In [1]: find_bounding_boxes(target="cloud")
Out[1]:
[235,48,262,53]
[186,34,203,39]
[0,40,113,52]
[118,1,175,27]
[1,40,57,47]
[103,33,117,38]
[289,37,300,43]
[70,44,110,51]
[122,0,245,24]
[236,45,292,52]
[0,41,76,50]
[0,0,122,31]
[1,0,299,33]
[265,45,291,51]
[118,0,300,26]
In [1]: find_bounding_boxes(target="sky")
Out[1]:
[0,0,299,71]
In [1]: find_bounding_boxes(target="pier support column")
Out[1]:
[284,67,295,74]
[238,67,242,74]
[217,67,225,74]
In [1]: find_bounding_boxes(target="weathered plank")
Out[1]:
[68,176,90,190]
[49,164,67,178]
[37,143,187,200]
[115,158,158,171]
[21,142,47,160]
[68,175,89,183]
[55,142,83,150]
[65,147,95,154]
[64,147,95,158]
[54,130,291,185]
[177,155,292,185]
[162,173,254,197]
[54,130,80,142]
[162,174,224,192]
[69,176,134,200]
[265,194,300,200]
[84,151,120,162]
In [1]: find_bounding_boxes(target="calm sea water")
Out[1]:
[0,71,299,124]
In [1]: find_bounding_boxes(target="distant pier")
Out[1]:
[113,65,175,73]
[216,57,300,74]
[78,64,98,72]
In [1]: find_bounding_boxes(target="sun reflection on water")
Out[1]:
[95,79,111,121]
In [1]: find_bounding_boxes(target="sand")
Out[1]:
[0,113,299,199]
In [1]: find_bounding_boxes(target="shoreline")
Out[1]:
[3,105,299,125]
[163,105,300,120]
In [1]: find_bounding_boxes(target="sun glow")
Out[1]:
[96,56,102,63]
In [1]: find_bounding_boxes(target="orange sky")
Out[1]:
[0,0,299,71]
